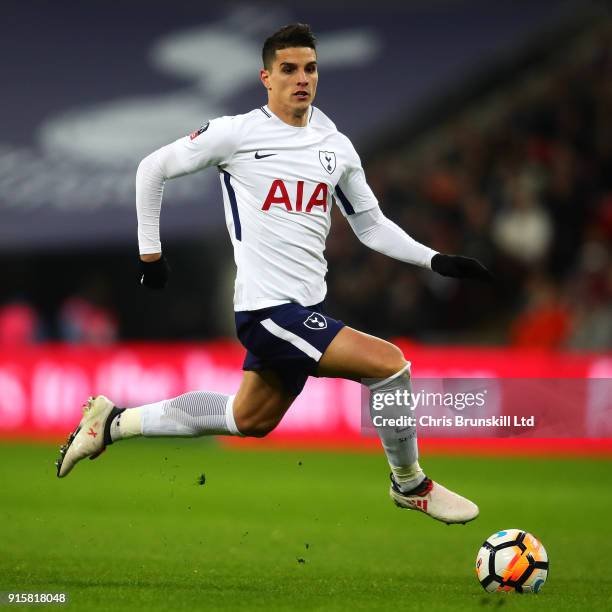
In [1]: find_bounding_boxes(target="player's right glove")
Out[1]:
[139,255,170,290]
[431,254,492,282]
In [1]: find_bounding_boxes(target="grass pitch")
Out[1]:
[1,440,611,611]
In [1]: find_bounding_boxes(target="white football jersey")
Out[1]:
[138,105,379,311]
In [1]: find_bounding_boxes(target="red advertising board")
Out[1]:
[0,342,610,454]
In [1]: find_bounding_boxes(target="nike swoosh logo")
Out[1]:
[255,152,276,159]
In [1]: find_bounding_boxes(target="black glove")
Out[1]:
[139,255,170,289]
[431,253,492,282]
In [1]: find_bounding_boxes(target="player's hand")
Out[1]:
[431,254,492,282]
[139,255,170,289]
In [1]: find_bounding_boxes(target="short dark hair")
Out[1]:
[262,23,317,70]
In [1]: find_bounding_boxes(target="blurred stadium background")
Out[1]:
[0,0,610,446]
[1,1,611,609]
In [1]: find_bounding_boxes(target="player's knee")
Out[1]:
[239,423,276,438]
[234,414,280,438]
[377,344,409,380]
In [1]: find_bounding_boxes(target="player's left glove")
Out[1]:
[139,255,170,290]
[431,254,492,281]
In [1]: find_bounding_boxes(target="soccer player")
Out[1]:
[56,24,490,524]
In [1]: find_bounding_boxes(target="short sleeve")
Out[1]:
[334,137,378,217]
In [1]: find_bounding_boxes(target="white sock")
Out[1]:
[112,391,242,439]
[391,461,425,492]
[368,363,425,492]
[110,408,142,442]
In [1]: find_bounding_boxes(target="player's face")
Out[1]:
[261,47,318,119]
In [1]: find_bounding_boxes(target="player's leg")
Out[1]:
[56,369,295,478]
[317,326,478,524]
[230,369,297,437]
[111,369,294,439]
[317,326,423,486]
[317,326,407,381]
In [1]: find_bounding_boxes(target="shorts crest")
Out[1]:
[304,312,327,330]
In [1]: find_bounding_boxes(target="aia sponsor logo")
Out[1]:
[262,180,328,213]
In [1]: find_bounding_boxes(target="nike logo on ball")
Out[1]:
[255,152,276,159]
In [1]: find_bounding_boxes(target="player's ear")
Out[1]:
[260,69,271,90]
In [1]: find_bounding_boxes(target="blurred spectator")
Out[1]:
[565,239,612,350]
[492,175,552,265]
[58,279,118,344]
[510,276,571,348]
[0,300,42,345]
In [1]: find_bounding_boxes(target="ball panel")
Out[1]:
[485,528,522,547]
[483,578,499,593]
[523,568,548,592]
[504,547,530,584]
[494,545,524,577]
[524,532,548,563]
[475,546,490,583]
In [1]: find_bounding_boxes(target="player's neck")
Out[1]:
[266,101,309,128]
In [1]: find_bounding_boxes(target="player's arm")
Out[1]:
[345,206,435,268]
[345,207,491,280]
[336,139,491,281]
[136,118,238,288]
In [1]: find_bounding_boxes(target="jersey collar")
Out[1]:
[261,105,314,128]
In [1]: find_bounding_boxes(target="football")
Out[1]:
[475,529,549,593]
